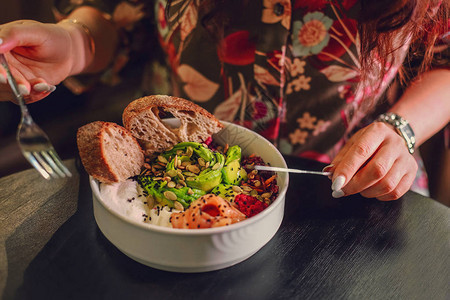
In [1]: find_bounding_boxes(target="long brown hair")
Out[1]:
[358,0,448,86]
[167,0,448,89]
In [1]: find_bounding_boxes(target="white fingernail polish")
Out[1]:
[49,85,56,92]
[18,84,30,96]
[332,175,346,191]
[33,83,50,92]
[0,38,3,45]
[332,190,345,198]
[0,74,6,84]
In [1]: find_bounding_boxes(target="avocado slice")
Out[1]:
[225,145,242,164]
[186,152,225,191]
[222,145,247,185]
[222,160,243,185]
[162,142,216,163]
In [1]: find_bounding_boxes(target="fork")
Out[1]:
[0,53,72,179]
[254,165,332,176]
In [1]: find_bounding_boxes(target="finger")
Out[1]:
[326,142,354,182]
[28,78,57,103]
[339,143,398,196]
[331,123,386,191]
[0,64,30,93]
[329,128,368,180]
[376,172,416,201]
[0,64,30,103]
[0,20,43,53]
[358,158,408,199]
[330,129,364,168]
[370,155,417,200]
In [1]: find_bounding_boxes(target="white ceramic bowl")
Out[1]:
[90,121,289,272]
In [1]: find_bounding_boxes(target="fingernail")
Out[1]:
[332,189,345,198]
[0,74,6,84]
[322,164,334,172]
[33,83,50,92]
[33,83,56,93]
[18,84,30,96]
[0,38,3,45]
[331,175,346,191]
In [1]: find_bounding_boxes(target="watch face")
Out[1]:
[399,123,416,149]
[403,125,414,140]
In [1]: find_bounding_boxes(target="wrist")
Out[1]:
[377,112,416,154]
[57,19,95,75]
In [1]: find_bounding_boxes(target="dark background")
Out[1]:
[0,1,448,205]
[0,0,145,180]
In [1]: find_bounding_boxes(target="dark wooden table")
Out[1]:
[1,156,449,300]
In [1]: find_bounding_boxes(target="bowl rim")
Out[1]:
[90,121,289,236]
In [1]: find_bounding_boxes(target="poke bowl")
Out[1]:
[90,121,289,272]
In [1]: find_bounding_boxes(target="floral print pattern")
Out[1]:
[292,12,333,56]
[262,0,291,29]
[54,0,448,195]
[155,0,169,37]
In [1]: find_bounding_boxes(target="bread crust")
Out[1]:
[122,95,223,129]
[77,121,144,183]
[77,95,222,182]
[122,95,224,154]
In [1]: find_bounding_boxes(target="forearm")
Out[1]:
[389,69,450,147]
[57,6,119,75]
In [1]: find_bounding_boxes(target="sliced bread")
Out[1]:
[77,121,144,183]
[122,95,224,154]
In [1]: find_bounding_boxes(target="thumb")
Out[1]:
[0,34,18,54]
[0,20,48,53]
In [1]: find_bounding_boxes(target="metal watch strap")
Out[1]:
[377,112,416,154]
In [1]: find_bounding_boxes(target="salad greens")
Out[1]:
[138,142,245,208]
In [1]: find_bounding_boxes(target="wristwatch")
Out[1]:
[377,112,416,154]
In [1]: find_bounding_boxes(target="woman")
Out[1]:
[0,0,448,200]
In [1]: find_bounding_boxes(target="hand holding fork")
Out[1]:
[0,53,71,179]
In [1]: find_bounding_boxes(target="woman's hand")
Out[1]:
[0,19,90,103]
[329,121,418,201]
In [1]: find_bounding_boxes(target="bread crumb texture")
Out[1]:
[123,95,223,154]
[77,121,144,183]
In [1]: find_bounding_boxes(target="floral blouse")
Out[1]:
[54,0,449,195]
